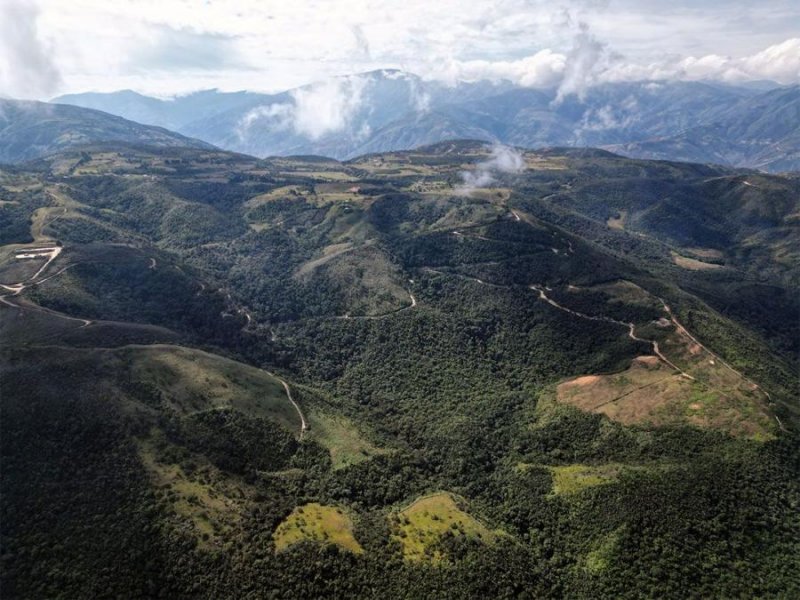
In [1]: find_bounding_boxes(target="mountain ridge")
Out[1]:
[52,71,799,171]
[0,98,215,164]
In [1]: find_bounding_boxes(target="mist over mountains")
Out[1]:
[54,70,799,172]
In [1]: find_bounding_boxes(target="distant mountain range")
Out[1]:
[54,70,800,172]
[0,99,212,163]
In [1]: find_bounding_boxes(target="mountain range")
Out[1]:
[54,70,800,172]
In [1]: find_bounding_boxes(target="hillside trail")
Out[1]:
[264,374,308,439]
[418,266,693,378]
[625,282,785,431]
[530,285,692,379]
[335,286,417,321]
[0,246,93,328]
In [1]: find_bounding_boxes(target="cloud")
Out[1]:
[0,0,61,99]
[291,76,370,139]
[427,49,566,88]
[237,75,371,141]
[602,37,800,85]
[351,24,371,60]
[20,2,800,98]
[739,37,800,83]
[132,25,249,72]
[236,103,293,141]
[409,77,431,112]
[459,144,525,192]
[554,24,610,103]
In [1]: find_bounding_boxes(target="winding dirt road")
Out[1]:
[0,247,94,328]
[530,285,692,379]
[265,374,308,439]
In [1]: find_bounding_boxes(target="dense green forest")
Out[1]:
[1,142,798,598]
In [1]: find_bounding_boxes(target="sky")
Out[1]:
[0,0,799,99]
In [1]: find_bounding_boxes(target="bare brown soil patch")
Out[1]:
[671,251,723,271]
[685,247,724,260]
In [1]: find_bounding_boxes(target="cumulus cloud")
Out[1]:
[602,37,800,85]
[428,49,566,88]
[459,144,526,192]
[237,75,371,141]
[735,37,800,83]
[0,0,61,99]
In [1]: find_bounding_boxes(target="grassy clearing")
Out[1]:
[556,353,773,439]
[584,530,622,574]
[390,492,496,562]
[137,435,248,547]
[244,185,310,209]
[523,155,568,170]
[306,411,388,470]
[273,503,363,554]
[547,464,625,495]
[553,281,775,439]
[122,345,302,433]
[684,247,724,260]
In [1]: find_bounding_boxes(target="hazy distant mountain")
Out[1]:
[606,86,800,172]
[53,71,798,171]
[0,99,213,163]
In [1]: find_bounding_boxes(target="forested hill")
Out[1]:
[0,99,214,164]
[1,140,798,598]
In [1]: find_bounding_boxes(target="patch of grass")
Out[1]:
[584,530,621,574]
[306,411,388,470]
[123,345,302,433]
[136,435,247,547]
[390,492,496,562]
[548,464,623,495]
[273,503,363,554]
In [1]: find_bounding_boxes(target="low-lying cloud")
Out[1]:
[237,75,370,141]
[424,36,800,102]
[554,25,609,104]
[459,144,526,193]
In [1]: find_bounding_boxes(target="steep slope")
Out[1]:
[0,99,214,163]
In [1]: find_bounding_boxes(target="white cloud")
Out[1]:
[601,38,800,85]
[554,25,609,103]
[460,144,526,192]
[236,103,293,141]
[740,38,800,83]
[237,75,370,141]
[0,1,795,98]
[428,49,566,88]
[0,0,61,99]
[291,76,369,139]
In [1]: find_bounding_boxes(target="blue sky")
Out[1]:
[1,0,798,98]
